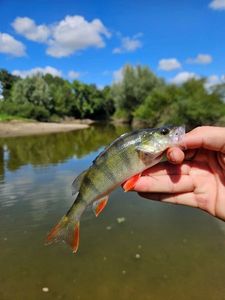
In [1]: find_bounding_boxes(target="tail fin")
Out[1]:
[46,215,80,253]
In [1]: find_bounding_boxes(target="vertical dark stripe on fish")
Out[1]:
[117,146,133,170]
[82,176,100,194]
[94,162,117,184]
[93,149,118,184]
[114,132,140,171]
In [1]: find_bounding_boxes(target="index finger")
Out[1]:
[180,126,225,153]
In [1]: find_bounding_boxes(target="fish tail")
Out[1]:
[46,215,80,253]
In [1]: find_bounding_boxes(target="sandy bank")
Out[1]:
[0,121,89,138]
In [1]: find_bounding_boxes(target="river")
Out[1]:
[0,123,225,300]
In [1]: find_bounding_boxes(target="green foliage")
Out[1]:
[0,70,115,121]
[0,113,22,122]
[101,86,115,118]
[0,69,18,99]
[134,79,225,129]
[8,75,51,121]
[0,67,224,128]
[111,64,164,121]
[70,81,113,119]
[179,79,225,128]
[134,84,183,126]
[0,100,50,121]
[43,74,73,116]
[211,83,225,102]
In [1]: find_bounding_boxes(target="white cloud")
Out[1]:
[0,32,26,56]
[68,70,80,80]
[11,15,110,58]
[112,67,124,83]
[158,58,181,71]
[12,66,62,78]
[47,15,110,57]
[170,72,199,85]
[209,0,225,10]
[113,34,142,54]
[12,17,50,42]
[205,74,225,89]
[186,54,212,64]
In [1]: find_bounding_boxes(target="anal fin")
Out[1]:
[122,173,141,192]
[93,196,109,217]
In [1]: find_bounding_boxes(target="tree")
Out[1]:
[134,84,183,126]
[101,86,115,118]
[134,79,225,129]
[0,69,18,99]
[9,75,51,120]
[70,81,113,119]
[111,64,164,122]
[70,80,93,118]
[44,74,73,117]
[180,79,225,128]
[211,83,225,102]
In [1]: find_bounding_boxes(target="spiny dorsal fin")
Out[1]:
[71,170,87,197]
[92,131,131,165]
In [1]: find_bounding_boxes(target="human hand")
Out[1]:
[130,126,225,221]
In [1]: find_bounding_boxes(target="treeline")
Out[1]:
[0,65,225,128]
[0,69,114,122]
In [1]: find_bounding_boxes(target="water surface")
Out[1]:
[0,124,225,300]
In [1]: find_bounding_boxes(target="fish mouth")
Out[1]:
[170,126,185,144]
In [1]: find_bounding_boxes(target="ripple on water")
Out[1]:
[0,127,225,300]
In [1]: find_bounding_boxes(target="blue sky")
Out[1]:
[0,0,225,87]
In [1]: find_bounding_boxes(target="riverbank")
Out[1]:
[0,121,89,137]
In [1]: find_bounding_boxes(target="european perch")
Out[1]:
[46,125,185,253]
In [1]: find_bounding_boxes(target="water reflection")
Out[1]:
[0,123,130,174]
[0,146,4,181]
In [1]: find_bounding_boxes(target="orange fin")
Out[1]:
[46,216,80,254]
[73,222,80,253]
[123,173,141,192]
[46,215,69,243]
[93,196,109,217]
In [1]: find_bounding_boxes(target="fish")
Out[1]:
[46,125,185,253]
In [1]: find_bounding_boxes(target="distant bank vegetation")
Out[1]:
[0,65,225,128]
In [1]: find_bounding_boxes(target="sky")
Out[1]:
[0,0,225,87]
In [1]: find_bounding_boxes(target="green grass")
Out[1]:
[0,114,30,122]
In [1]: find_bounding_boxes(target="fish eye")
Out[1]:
[160,127,170,135]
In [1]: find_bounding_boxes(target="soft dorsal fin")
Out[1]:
[71,170,87,197]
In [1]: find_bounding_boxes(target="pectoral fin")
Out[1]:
[122,173,141,192]
[93,196,109,217]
